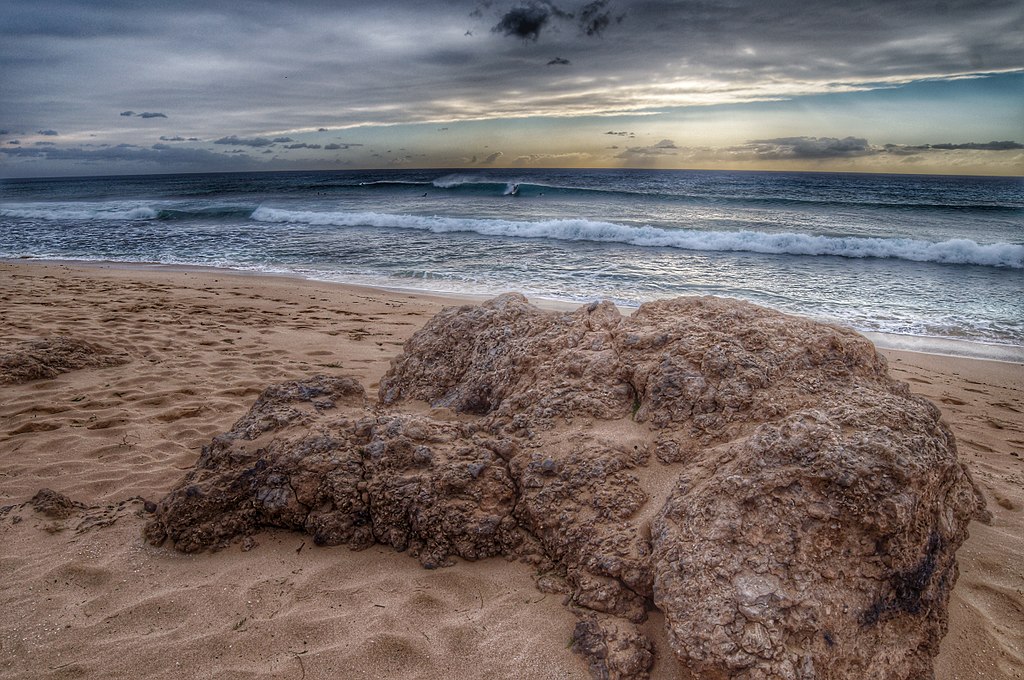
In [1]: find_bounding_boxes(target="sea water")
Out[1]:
[2,169,1022,359]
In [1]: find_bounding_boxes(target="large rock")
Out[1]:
[145,294,986,679]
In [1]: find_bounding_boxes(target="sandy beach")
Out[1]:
[1,260,1021,679]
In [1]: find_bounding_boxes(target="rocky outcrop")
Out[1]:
[0,337,128,384]
[145,294,986,679]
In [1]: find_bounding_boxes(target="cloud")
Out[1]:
[284,143,322,149]
[7,140,20,145]
[616,139,678,159]
[120,111,168,118]
[0,141,305,172]
[158,135,200,142]
[272,137,295,143]
[492,2,569,41]
[0,130,8,135]
[605,130,634,137]
[928,140,1023,150]
[578,0,618,37]
[740,136,873,159]
[2,0,1020,177]
[547,57,571,65]
[213,135,277,147]
[36,129,58,136]
[480,151,504,164]
[324,142,363,150]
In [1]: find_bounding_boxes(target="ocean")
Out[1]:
[2,168,1022,360]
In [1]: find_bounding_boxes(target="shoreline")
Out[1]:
[7,256,1022,364]
[1,260,1022,678]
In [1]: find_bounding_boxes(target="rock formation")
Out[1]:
[145,294,986,679]
[0,337,128,384]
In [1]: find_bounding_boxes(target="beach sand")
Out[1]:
[1,261,1021,679]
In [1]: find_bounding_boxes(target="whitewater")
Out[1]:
[1,168,1022,357]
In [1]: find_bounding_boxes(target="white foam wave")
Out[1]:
[250,207,1024,268]
[0,203,158,221]
[431,174,481,189]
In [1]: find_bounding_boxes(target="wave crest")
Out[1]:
[250,207,1024,268]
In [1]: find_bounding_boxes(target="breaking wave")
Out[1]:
[250,207,1024,268]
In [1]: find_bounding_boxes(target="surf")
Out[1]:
[250,207,1024,269]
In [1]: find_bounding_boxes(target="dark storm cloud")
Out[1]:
[492,2,569,41]
[213,135,277,147]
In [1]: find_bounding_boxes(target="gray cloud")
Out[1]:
[324,142,363,150]
[121,111,168,118]
[284,143,322,149]
[0,141,305,173]
[698,137,1024,162]
[213,135,277,147]
[492,2,569,41]
[928,140,1023,150]
[158,135,200,142]
[616,139,678,159]
[578,0,617,36]
[272,137,294,143]
[547,56,570,65]
[480,151,504,164]
[742,136,873,159]
[2,0,1021,176]
[36,129,58,136]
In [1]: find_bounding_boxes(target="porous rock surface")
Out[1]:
[145,294,986,679]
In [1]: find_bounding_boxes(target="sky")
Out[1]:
[1,0,1022,178]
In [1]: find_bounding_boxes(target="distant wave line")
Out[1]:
[250,206,1024,268]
